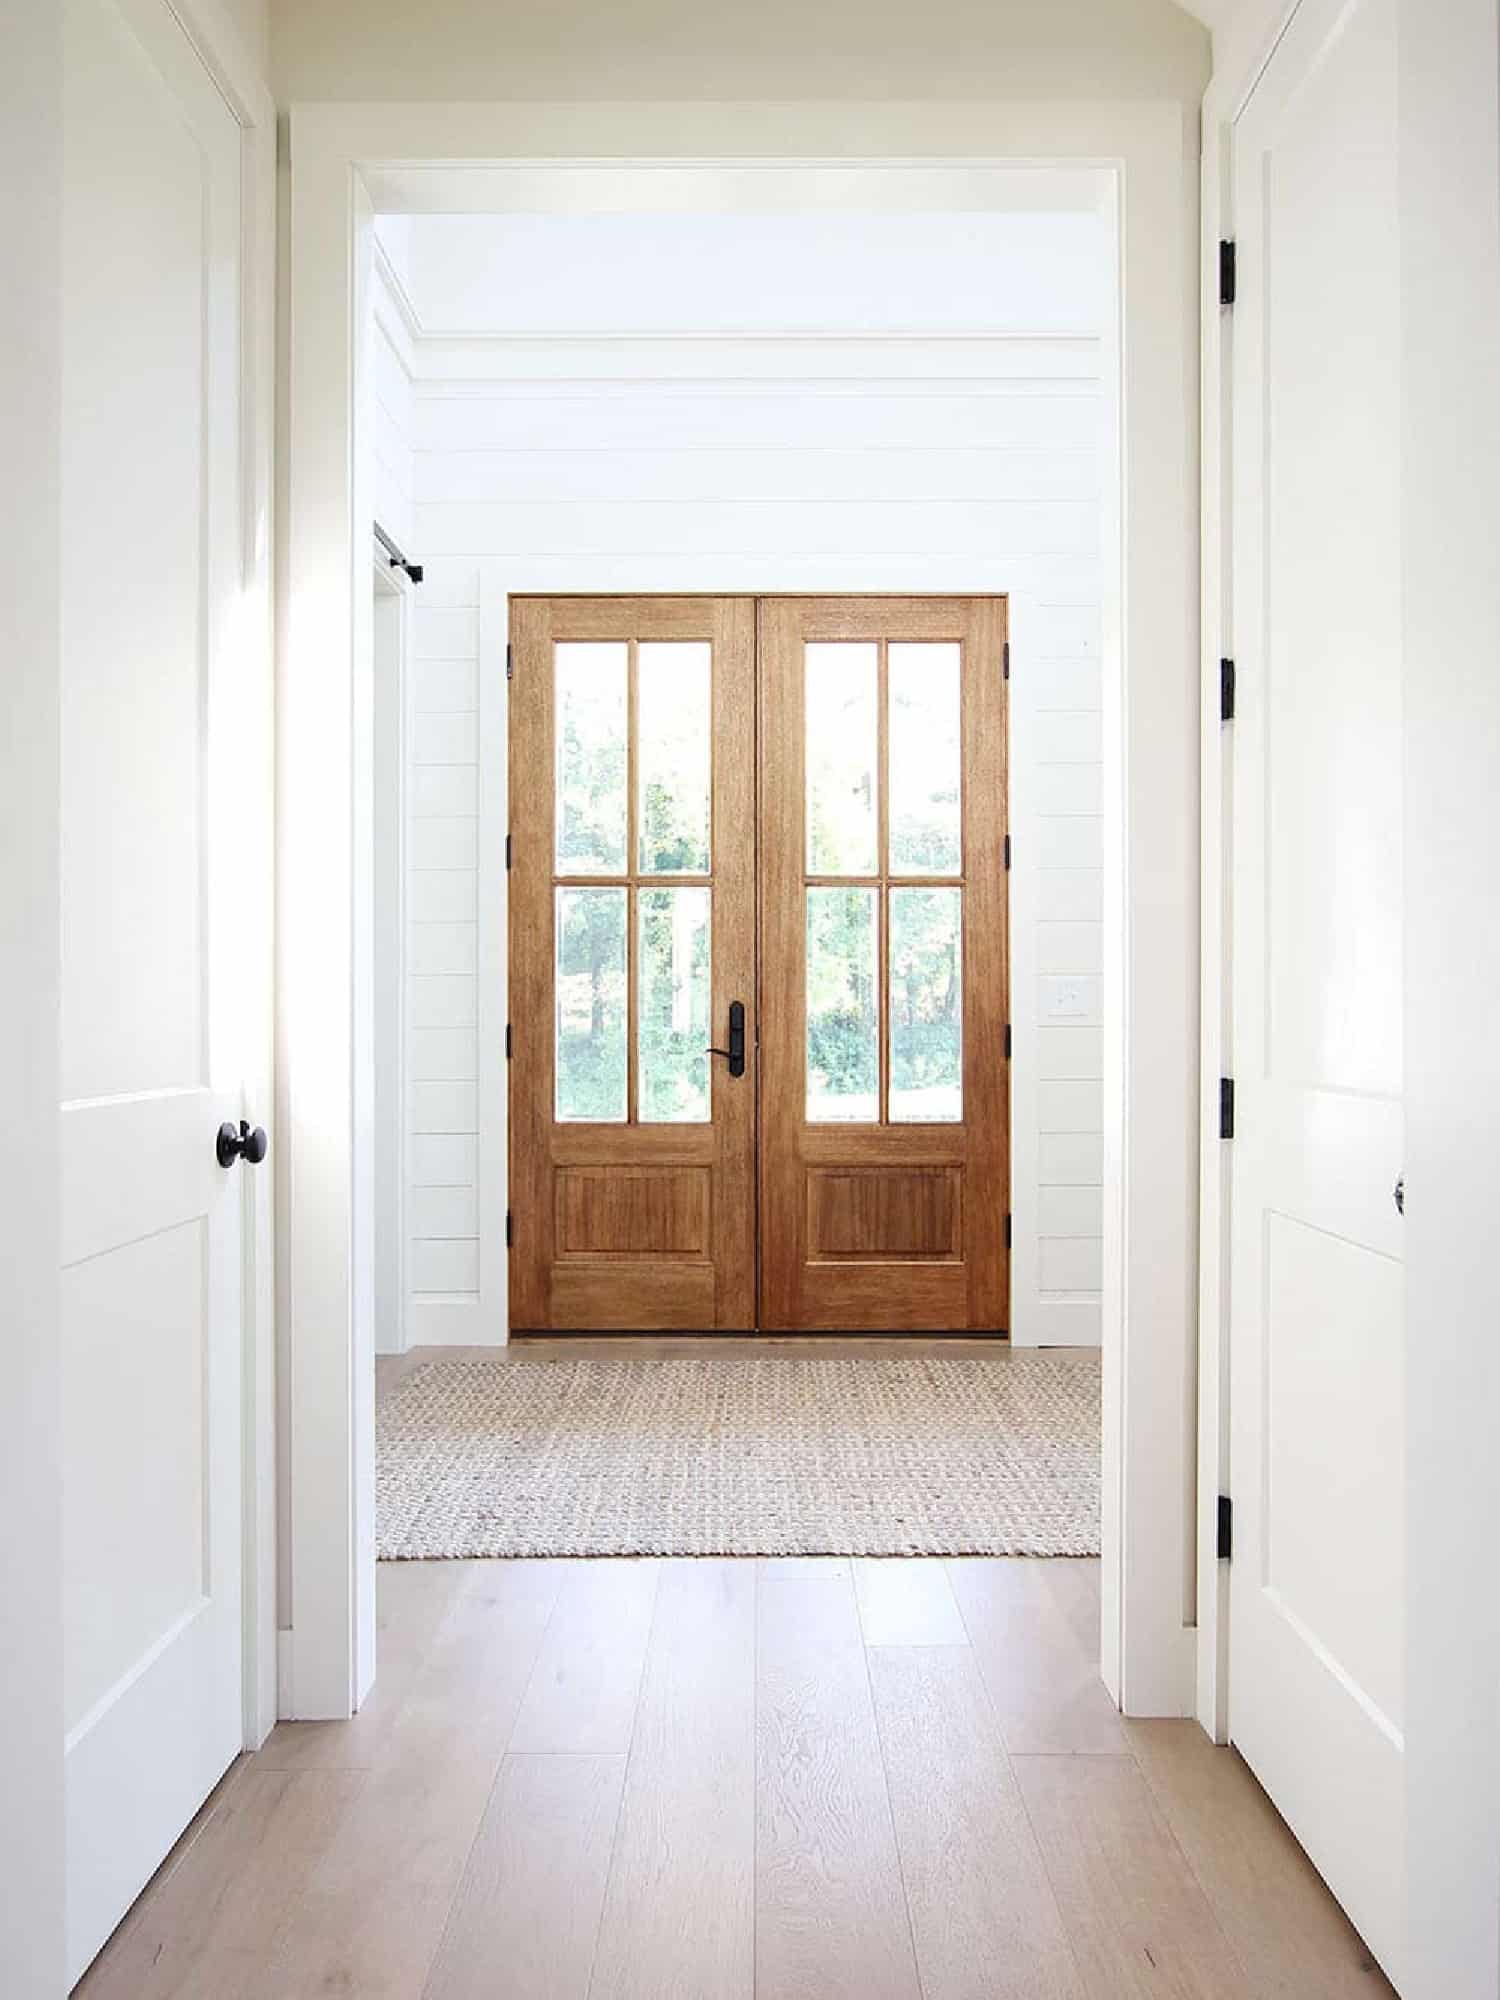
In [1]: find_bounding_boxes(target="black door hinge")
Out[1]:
[1004,833,1012,870]
[505,832,513,871]
[1217,1494,1233,1561]
[1219,239,1237,306]
[505,1023,513,1060]
[1219,1076,1235,1139]
[1003,640,1011,680]
[1004,1211,1013,1250]
[505,1209,514,1249]
[1004,1022,1012,1060]
[506,642,514,681]
[1220,657,1236,722]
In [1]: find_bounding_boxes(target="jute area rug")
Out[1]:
[377,1350,1100,1561]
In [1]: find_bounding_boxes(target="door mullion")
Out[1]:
[877,637,891,1126]
[626,638,639,1124]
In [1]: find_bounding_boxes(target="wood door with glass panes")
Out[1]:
[509,597,757,1329]
[758,597,1009,1330]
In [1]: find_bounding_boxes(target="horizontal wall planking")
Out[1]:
[411,562,480,608]
[1024,605,1101,654]
[408,869,478,924]
[1035,816,1103,869]
[1038,1081,1105,1133]
[410,1239,480,1293]
[410,662,477,716]
[410,1186,480,1238]
[1037,1185,1105,1237]
[1038,1025,1104,1080]
[1028,712,1104,762]
[421,500,1099,559]
[1032,762,1103,814]
[414,446,1100,506]
[407,1298,490,1343]
[373,324,413,431]
[411,765,478,817]
[374,453,414,557]
[411,604,480,658]
[408,1028,478,1081]
[1039,1238,1104,1293]
[409,817,478,871]
[408,922,478,976]
[408,975,477,1031]
[409,1082,478,1134]
[413,334,1103,384]
[1039,1131,1104,1184]
[1037,868,1104,923]
[373,316,415,551]
[1036,921,1104,975]
[410,1134,478,1186]
[411,713,478,764]
[462,552,1102,601]
[1029,660,1104,709]
[414,385,1102,454]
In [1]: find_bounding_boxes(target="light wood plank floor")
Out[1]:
[77,1343,1396,1999]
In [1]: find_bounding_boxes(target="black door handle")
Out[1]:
[217,1119,268,1169]
[706,1000,746,1079]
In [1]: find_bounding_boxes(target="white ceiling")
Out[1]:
[377,208,1111,339]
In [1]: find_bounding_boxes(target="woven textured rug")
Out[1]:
[377,1351,1100,1560]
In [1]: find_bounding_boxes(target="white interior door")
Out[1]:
[61,0,250,1978]
[1229,0,1404,1984]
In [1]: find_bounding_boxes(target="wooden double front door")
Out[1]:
[509,595,1009,1332]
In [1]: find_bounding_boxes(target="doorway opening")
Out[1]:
[282,138,1204,1725]
[509,593,1010,1333]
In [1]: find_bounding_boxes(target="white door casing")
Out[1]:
[60,0,249,1977]
[1228,0,1405,1983]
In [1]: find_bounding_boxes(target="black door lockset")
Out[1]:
[707,1000,747,1079]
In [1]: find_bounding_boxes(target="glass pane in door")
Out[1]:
[806,886,879,1121]
[638,642,711,874]
[639,887,711,1122]
[889,886,963,1121]
[889,642,962,875]
[806,643,878,875]
[555,887,627,1121]
[555,642,628,873]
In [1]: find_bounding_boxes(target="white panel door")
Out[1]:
[61,0,250,1979]
[1229,0,1404,1984]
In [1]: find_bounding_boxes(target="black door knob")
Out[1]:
[217,1120,268,1169]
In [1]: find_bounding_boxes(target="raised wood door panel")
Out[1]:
[758,597,1010,1331]
[509,597,757,1330]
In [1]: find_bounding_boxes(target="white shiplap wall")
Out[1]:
[373,262,492,1343]
[371,290,414,557]
[404,577,485,1337]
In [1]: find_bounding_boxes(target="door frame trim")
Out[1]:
[283,118,1201,1722]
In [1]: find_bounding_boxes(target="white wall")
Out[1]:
[378,208,1112,1345]
[371,243,415,555]
[404,570,488,1336]
[272,0,1208,100]
[0,6,65,1992]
